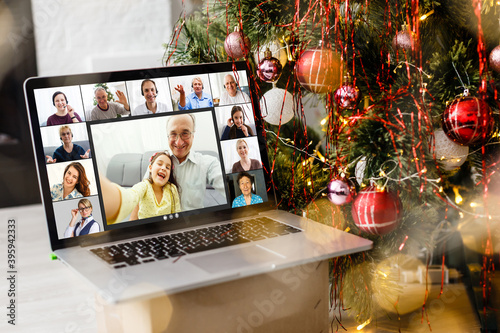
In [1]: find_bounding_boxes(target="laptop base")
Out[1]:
[96,260,329,332]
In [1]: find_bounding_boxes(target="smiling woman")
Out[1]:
[46,125,90,164]
[231,139,261,173]
[50,162,90,201]
[46,91,82,125]
[63,198,100,238]
[220,105,254,140]
[232,171,263,208]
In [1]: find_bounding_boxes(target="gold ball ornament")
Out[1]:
[372,254,425,315]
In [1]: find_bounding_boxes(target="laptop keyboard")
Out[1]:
[90,217,302,269]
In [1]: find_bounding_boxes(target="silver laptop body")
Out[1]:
[24,61,372,303]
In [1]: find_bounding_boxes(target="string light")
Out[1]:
[357,319,371,330]
[419,9,435,21]
[453,187,463,205]
[399,235,409,251]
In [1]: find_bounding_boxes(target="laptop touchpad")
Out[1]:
[187,245,285,274]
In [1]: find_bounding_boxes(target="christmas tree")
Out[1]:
[164,0,500,328]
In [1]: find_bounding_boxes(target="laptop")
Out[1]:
[24,61,372,303]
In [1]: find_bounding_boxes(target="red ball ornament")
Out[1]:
[489,45,500,73]
[256,49,283,83]
[327,179,353,205]
[224,27,251,59]
[334,79,361,110]
[392,27,414,51]
[351,187,402,236]
[442,96,493,146]
[295,46,341,94]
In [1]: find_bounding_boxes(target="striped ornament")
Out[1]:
[295,47,341,94]
[351,187,402,236]
[442,96,493,146]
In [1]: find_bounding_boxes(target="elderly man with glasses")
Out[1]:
[165,113,226,211]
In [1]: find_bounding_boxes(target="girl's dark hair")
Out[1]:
[147,152,180,191]
[229,105,254,139]
[64,162,90,197]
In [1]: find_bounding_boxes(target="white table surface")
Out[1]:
[0,204,97,333]
[0,204,486,333]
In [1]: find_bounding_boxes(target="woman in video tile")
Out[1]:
[220,105,254,140]
[50,162,90,201]
[46,125,90,163]
[231,139,261,173]
[232,172,263,208]
[64,198,100,237]
[46,91,82,126]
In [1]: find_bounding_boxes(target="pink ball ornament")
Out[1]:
[489,45,500,73]
[327,179,353,205]
[392,27,414,51]
[334,82,361,110]
[224,27,251,59]
[442,96,493,146]
[351,187,402,236]
[256,49,283,83]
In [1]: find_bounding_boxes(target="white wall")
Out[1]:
[31,0,187,76]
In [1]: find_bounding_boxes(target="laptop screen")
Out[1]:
[24,62,275,250]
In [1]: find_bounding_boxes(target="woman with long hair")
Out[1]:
[50,162,90,201]
[221,105,254,140]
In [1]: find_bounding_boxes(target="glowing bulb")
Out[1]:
[317,151,325,162]
[320,117,328,125]
[453,187,463,205]
[470,202,477,208]
[420,9,435,21]
[357,319,371,330]
[459,212,464,218]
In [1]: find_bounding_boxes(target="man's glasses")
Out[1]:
[168,131,192,141]
[78,206,91,212]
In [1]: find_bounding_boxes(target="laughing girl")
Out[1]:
[100,151,181,224]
